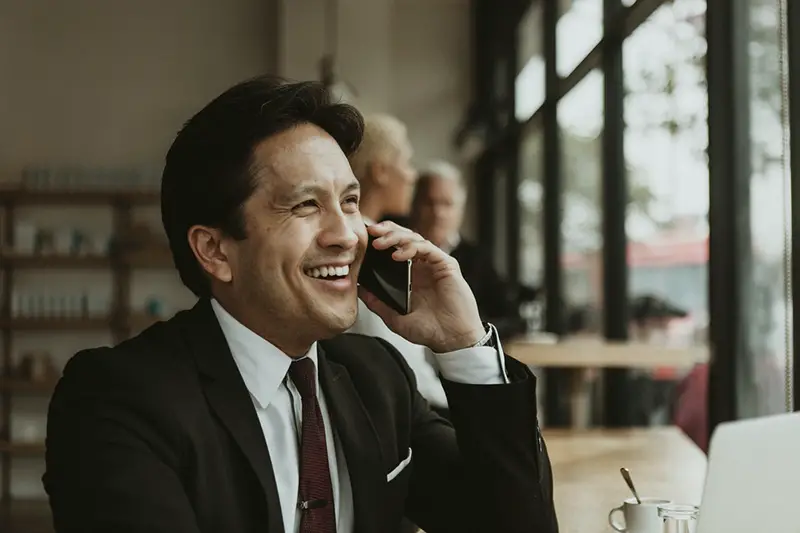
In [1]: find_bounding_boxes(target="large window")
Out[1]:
[559,70,604,335]
[741,0,792,416]
[478,0,798,429]
[493,160,510,278]
[623,0,709,347]
[557,0,602,77]
[618,0,709,428]
[516,2,544,121]
[519,127,544,287]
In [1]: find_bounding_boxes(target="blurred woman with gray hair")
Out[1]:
[348,113,417,224]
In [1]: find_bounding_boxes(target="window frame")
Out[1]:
[474,0,799,430]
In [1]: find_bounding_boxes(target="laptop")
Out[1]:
[696,411,800,532]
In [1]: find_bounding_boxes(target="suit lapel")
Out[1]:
[318,344,386,533]
[182,300,284,533]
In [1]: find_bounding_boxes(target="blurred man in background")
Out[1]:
[411,161,531,339]
[348,113,417,225]
[409,161,464,252]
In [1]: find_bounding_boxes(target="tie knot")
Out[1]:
[289,358,317,399]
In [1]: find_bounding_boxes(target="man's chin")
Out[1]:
[315,303,358,337]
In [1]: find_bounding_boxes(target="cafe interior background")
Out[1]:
[0,0,797,531]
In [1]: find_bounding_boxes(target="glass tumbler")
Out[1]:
[659,503,699,533]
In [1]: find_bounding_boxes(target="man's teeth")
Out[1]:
[306,265,350,278]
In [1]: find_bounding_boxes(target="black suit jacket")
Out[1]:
[43,299,558,533]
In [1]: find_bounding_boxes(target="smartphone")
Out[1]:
[357,231,412,315]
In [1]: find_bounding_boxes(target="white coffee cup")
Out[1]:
[609,497,673,533]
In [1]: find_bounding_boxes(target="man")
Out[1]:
[348,113,417,226]
[411,161,531,339]
[43,77,558,533]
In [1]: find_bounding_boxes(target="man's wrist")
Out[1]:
[470,323,495,348]
[432,322,508,385]
[435,322,490,353]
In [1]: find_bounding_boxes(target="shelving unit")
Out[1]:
[0,186,173,532]
[0,254,112,269]
[0,378,58,395]
[8,499,51,533]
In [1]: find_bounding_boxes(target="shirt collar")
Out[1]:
[210,298,318,409]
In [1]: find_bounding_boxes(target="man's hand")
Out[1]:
[358,221,485,353]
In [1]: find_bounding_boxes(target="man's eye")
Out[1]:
[293,200,318,211]
[343,196,359,205]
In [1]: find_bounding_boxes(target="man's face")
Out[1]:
[382,143,418,216]
[226,124,367,344]
[414,176,465,248]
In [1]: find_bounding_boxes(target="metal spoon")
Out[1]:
[620,467,642,504]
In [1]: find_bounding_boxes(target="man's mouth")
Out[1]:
[304,264,351,282]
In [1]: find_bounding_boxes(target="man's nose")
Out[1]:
[318,212,359,249]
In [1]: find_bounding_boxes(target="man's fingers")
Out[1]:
[372,229,423,250]
[392,240,453,266]
[392,241,424,261]
[367,224,454,266]
[366,220,411,239]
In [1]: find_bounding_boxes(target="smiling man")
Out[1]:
[42,76,558,533]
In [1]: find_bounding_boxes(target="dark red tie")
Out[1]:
[289,359,336,533]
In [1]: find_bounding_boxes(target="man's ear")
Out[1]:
[187,225,233,284]
[369,160,389,186]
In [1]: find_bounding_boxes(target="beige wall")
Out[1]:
[0,0,278,176]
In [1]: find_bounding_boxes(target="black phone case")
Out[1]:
[358,235,412,315]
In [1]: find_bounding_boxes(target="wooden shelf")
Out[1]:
[124,247,173,268]
[128,313,161,332]
[6,498,53,533]
[0,250,173,270]
[0,314,167,332]
[0,188,158,206]
[0,253,111,269]
[0,378,58,394]
[0,316,113,331]
[0,187,172,510]
[0,441,45,455]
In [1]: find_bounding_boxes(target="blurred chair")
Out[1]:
[672,363,709,453]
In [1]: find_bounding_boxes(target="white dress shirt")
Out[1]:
[210,298,506,533]
[348,300,450,408]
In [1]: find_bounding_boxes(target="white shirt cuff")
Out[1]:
[434,345,509,385]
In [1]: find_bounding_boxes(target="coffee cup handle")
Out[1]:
[608,506,626,532]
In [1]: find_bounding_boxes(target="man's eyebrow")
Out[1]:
[280,184,323,203]
[278,180,360,203]
[343,181,361,194]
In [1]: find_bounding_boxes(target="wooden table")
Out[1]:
[506,336,709,427]
[506,335,709,369]
[544,427,707,533]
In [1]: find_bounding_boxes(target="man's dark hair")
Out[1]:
[161,75,365,298]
